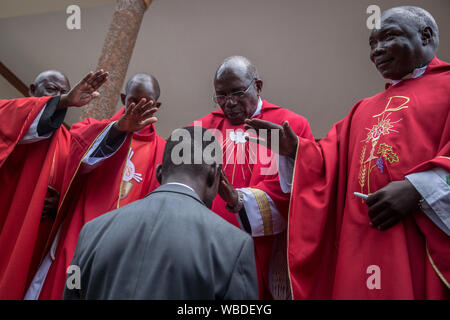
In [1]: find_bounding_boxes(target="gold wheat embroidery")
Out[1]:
[358,145,367,193]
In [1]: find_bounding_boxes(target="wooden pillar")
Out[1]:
[80,0,152,120]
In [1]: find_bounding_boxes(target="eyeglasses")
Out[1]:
[212,78,256,105]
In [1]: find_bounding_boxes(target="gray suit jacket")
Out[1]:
[63,183,258,300]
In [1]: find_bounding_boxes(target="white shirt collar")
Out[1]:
[165,182,196,194]
[251,97,263,118]
[391,64,428,86]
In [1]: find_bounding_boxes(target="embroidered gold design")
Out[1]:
[358,145,367,193]
[377,143,399,164]
[364,117,400,144]
[372,96,410,118]
[357,96,409,193]
[248,187,273,236]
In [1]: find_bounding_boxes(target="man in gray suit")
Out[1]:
[63,126,258,300]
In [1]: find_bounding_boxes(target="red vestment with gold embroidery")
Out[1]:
[288,57,450,299]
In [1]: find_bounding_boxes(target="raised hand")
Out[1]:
[244,118,298,159]
[115,98,159,133]
[218,169,241,212]
[58,70,109,109]
[366,180,422,231]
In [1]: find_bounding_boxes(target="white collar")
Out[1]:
[251,97,263,118]
[391,64,428,86]
[165,182,196,194]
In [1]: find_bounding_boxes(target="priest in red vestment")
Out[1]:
[246,6,450,299]
[194,56,314,299]
[28,73,166,300]
[0,70,108,299]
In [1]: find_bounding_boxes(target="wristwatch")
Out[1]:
[225,190,244,213]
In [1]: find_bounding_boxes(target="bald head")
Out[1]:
[369,6,438,80]
[381,6,439,50]
[125,73,160,98]
[122,73,161,109]
[29,70,70,97]
[215,56,259,82]
[213,56,262,125]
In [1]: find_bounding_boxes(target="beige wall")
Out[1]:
[1,0,449,138]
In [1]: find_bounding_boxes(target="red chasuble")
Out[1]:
[288,57,450,299]
[37,108,165,299]
[195,100,314,299]
[0,97,70,299]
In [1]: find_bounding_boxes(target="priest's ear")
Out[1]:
[420,26,434,46]
[255,79,263,94]
[120,93,127,106]
[29,84,36,97]
[156,164,163,185]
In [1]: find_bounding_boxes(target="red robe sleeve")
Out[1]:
[0,97,69,299]
[0,97,52,166]
[252,111,314,217]
[288,112,353,299]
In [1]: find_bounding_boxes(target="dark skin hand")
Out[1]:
[366,180,422,231]
[245,120,422,231]
[42,186,59,221]
[114,98,159,133]
[218,168,240,208]
[57,70,109,110]
[244,118,299,159]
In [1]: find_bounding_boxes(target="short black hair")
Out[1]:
[385,6,440,49]
[162,126,222,176]
[125,73,161,100]
[215,56,260,82]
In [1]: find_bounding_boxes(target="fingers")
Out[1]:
[89,71,109,90]
[81,71,95,84]
[367,199,387,220]
[220,169,233,187]
[369,207,391,228]
[283,121,297,139]
[141,107,159,118]
[139,99,154,111]
[132,99,155,115]
[139,116,158,127]
[377,216,400,231]
[80,69,108,91]
[82,70,102,85]
[244,118,283,130]
[220,169,228,183]
[245,135,267,146]
[125,102,137,115]
[366,192,379,206]
[91,92,101,99]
